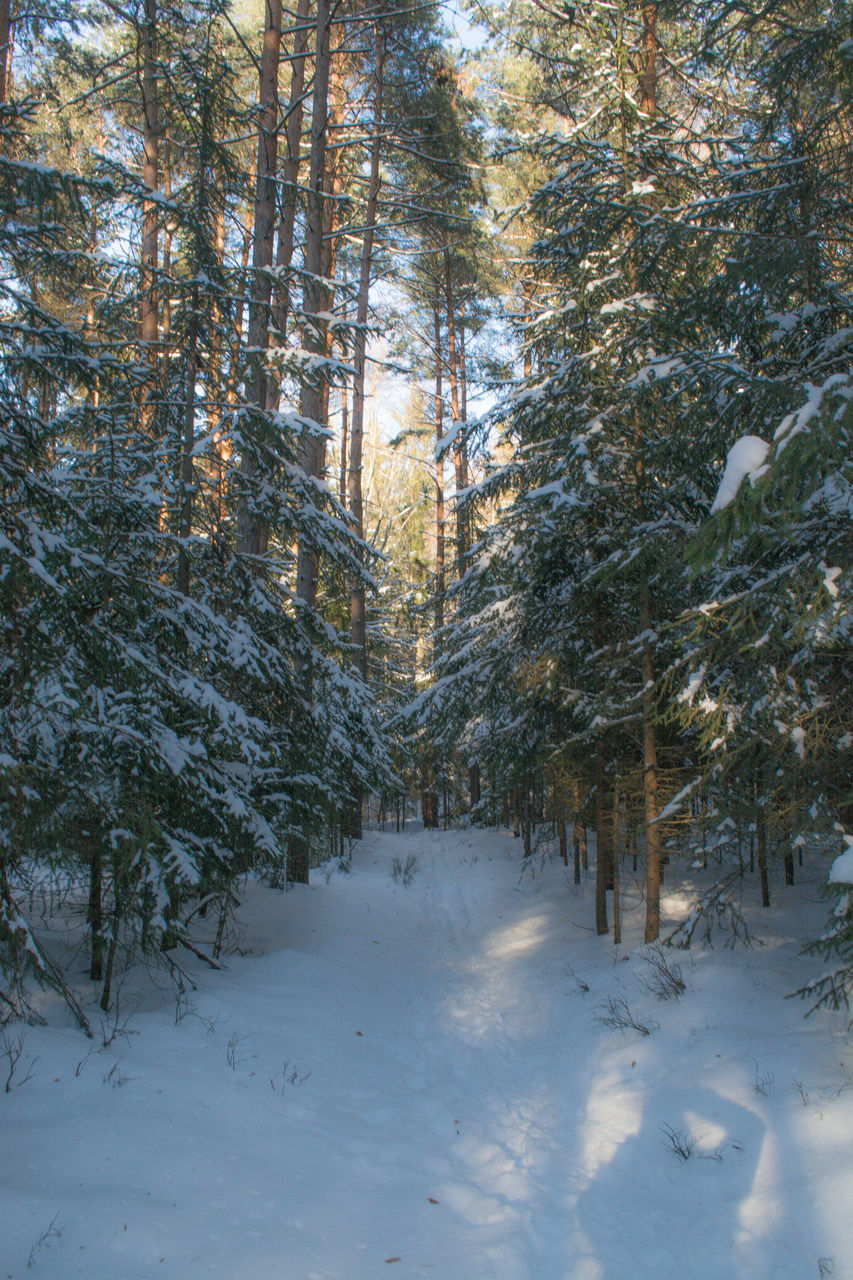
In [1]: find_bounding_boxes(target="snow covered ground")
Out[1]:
[3,825,852,1280]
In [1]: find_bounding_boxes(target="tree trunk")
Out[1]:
[639,3,657,118]
[0,0,11,104]
[612,785,621,945]
[641,599,662,941]
[349,25,385,683]
[208,201,231,535]
[294,0,332,611]
[270,0,311,349]
[177,282,199,596]
[236,0,283,560]
[140,0,159,438]
[595,755,609,935]
[433,281,445,643]
[159,112,172,402]
[625,3,663,945]
[469,762,481,811]
[758,808,771,907]
[289,0,332,886]
[88,842,103,983]
[443,246,467,573]
[522,278,533,379]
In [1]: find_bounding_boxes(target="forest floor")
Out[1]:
[3,824,853,1280]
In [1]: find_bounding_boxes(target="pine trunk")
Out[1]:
[270,0,311,349]
[140,0,159,438]
[443,247,467,573]
[88,843,103,983]
[758,809,771,907]
[433,284,445,641]
[595,754,609,936]
[349,26,385,682]
[236,0,283,560]
[612,786,621,945]
[0,0,11,104]
[289,0,332,886]
[177,282,199,596]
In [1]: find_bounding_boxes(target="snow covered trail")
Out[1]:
[3,825,853,1279]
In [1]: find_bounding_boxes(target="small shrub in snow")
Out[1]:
[595,995,658,1036]
[639,945,686,1001]
[752,1057,775,1096]
[269,1060,310,1091]
[1,1029,37,1092]
[103,1061,129,1088]
[99,993,141,1049]
[661,1124,695,1162]
[793,1074,810,1106]
[226,1031,246,1070]
[391,855,418,887]
[26,1213,61,1269]
[568,966,590,995]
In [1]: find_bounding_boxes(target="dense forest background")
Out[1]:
[1,0,851,1028]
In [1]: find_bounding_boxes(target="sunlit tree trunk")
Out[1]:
[289,0,332,885]
[349,26,385,684]
[270,0,311,371]
[140,0,159,439]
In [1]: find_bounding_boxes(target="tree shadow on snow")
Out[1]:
[573,1086,770,1280]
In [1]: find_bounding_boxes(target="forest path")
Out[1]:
[4,824,850,1280]
[233,823,590,1280]
[322,826,586,1280]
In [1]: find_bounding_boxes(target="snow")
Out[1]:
[774,374,852,453]
[829,836,853,885]
[822,564,843,600]
[3,826,853,1279]
[710,435,771,512]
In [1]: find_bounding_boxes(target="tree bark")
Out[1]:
[88,842,103,983]
[0,0,11,105]
[641,588,662,941]
[612,785,621,945]
[270,0,311,350]
[557,790,568,867]
[236,0,283,560]
[639,3,657,118]
[349,25,385,681]
[289,0,332,886]
[758,807,771,907]
[159,111,172,402]
[636,5,663,944]
[177,281,199,596]
[294,0,332,612]
[595,754,610,935]
[443,246,467,573]
[341,28,384,843]
[140,0,159,438]
[433,281,445,644]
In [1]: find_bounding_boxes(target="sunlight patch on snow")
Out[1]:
[577,1062,644,1181]
[482,913,553,961]
[683,1109,727,1153]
